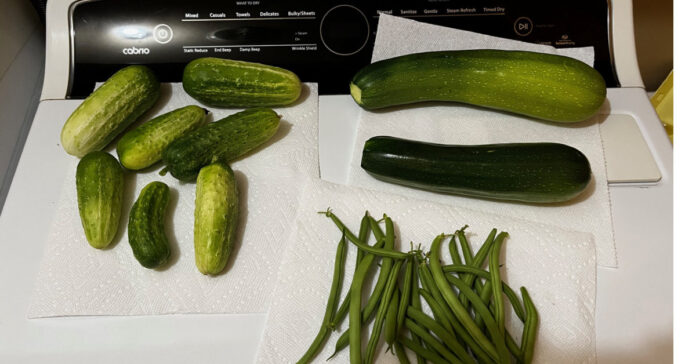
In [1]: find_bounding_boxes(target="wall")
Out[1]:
[633,0,673,91]
[0,0,45,213]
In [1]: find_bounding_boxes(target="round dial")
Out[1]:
[320,5,370,56]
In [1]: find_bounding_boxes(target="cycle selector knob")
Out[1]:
[320,5,370,56]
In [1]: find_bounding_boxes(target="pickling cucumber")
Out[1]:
[194,162,239,275]
[128,181,171,269]
[162,108,280,181]
[361,136,592,203]
[117,105,208,170]
[183,57,302,107]
[61,65,160,157]
[76,151,124,249]
[350,50,606,122]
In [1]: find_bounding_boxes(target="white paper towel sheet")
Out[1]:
[348,15,617,267]
[256,178,597,364]
[27,83,319,317]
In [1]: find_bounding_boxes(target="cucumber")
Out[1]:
[350,50,606,122]
[360,136,592,203]
[183,57,302,108]
[162,108,280,181]
[127,181,171,269]
[194,162,239,275]
[76,151,124,249]
[117,105,208,170]
[61,65,160,157]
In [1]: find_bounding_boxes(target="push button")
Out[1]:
[513,17,533,37]
[153,24,173,44]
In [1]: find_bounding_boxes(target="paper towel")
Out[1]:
[349,15,617,267]
[27,83,319,317]
[256,178,597,364]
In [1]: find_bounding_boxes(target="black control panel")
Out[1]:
[69,0,617,97]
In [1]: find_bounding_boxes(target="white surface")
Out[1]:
[27,83,319,317]
[611,0,645,88]
[599,114,661,183]
[257,178,597,363]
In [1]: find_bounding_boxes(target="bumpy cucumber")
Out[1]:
[182,57,301,107]
[194,162,239,275]
[361,136,592,203]
[76,151,124,249]
[162,108,280,181]
[61,65,160,157]
[117,105,208,170]
[350,50,606,122]
[127,181,171,269]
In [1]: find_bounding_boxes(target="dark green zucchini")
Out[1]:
[128,181,171,268]
[361,136,592,203]
[76,151,124,249]
[194,162,239,275]
[162,108,280,181]
[350,50,606,122]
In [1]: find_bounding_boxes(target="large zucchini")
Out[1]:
[76,151,124,248]
[194,162,239,275]
[360,136,592,203]
[61,65,160,157]
[128,181,171,269]
[350,50,606,122]
[183,57,301,107]
[162,108,280,181]
[117,105,208,170]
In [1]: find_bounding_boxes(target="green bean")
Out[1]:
[456,228,496,308]
[505,329,524,363]
[384,288,400,349]
[399,337,448,364]
[366,260,403,364]
[346,233,386,363]
[409,256,427,364]
[297,233,347,364]
[331,215,378,329]
[396,257,414,333]
[418,289,454,335]
[449,234,464,267]
[419,287,495,364]
[445,274,511,364]
[405,318,461,364]
[427,234,504,363]
[474,279,493,331]
[406,306,477,364]
[442,265,526,321]
[393,342,411,364]
[456,227,475,265]
[489,232,508,335]
[520,287,539,364]
[322,210,409,260]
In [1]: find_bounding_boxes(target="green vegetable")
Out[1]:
[297,234,347,364]
[75,151,124,249]
[194,162,239,275]
[350,49,606,122]
[365,260,403,364]
[183,57,302,108]
[406,307,476,363]
[404,318,462,364]
[61,65,160,157]
[162,108,280,181]
[127,181,171,268]
[399,336,448,364]
[117,105,208,170]
[520,287,539,364]
[361,136,592,203]
[489,232,509,334]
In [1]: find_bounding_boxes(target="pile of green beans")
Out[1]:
[297,209,539,364]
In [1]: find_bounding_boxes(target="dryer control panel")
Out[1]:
[70,0,618,96]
